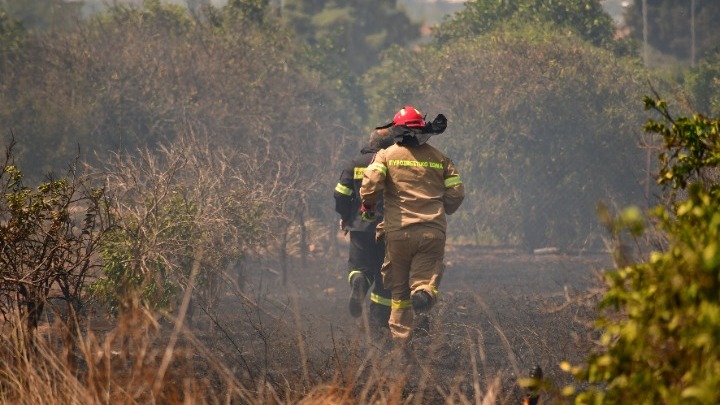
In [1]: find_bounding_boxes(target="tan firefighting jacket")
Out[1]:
[360,142,464,233]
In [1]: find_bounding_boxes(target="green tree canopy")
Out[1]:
[624,0,720,65]
[1,0,83,32]
[433,0,618,50]
[0,7,24,62]
[685,49,720,116]
[283,0,419,76]
[0,1,353,181]
[281,0,420,117]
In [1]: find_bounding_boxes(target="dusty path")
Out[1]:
[243,244,613,402]
[438,247,608,387]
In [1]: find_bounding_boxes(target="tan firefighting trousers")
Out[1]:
[381,223,445,343]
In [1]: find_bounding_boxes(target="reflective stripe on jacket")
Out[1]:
[333,146,384,233]
[360,142,464,233]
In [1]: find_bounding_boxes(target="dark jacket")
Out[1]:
[334,146,384,233]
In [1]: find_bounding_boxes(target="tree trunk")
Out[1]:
[64,302,79,371]
[24,299,43,335]
[299,211,308,268]
[281,229,288,286]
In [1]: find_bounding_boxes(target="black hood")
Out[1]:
[375,113,448,147]
[388,126,423,146]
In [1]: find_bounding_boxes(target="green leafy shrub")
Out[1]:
[0,140,111,337]
[88,135,271,319]
[570,100,720,404]
[90,194,192,314]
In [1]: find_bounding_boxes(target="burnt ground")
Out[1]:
[177,243,613,404]
[24,237,614,404]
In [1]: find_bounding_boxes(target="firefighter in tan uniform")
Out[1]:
[360,106,464,344]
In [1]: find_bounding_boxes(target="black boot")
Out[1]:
[369,302,391,329]
[349,274,369,318]
[411,290,432,313]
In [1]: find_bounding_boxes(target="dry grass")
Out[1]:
[0,249,601,404]
[0,306,511,405]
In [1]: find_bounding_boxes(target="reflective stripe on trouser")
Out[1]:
[348,231,391,328]
[370,292,391,307]
[381,224,446,342]
[370,292,392,328]
[348,231,384,286]
[389,299,413,341]
[348,270,368,285]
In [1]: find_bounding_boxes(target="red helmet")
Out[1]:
[393,106,425,128]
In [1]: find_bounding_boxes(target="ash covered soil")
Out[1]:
[187,244,611,403]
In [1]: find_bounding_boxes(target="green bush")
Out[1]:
[570,101,720,404]
[90,194,192,314]
[0,140,110,336]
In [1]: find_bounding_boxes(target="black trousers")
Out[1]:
[348,231,391,327]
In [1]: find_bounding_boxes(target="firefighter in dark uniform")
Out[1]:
[334,130,395,328]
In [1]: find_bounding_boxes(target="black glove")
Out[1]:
[429,114,447,134]
[422,113,447,134]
